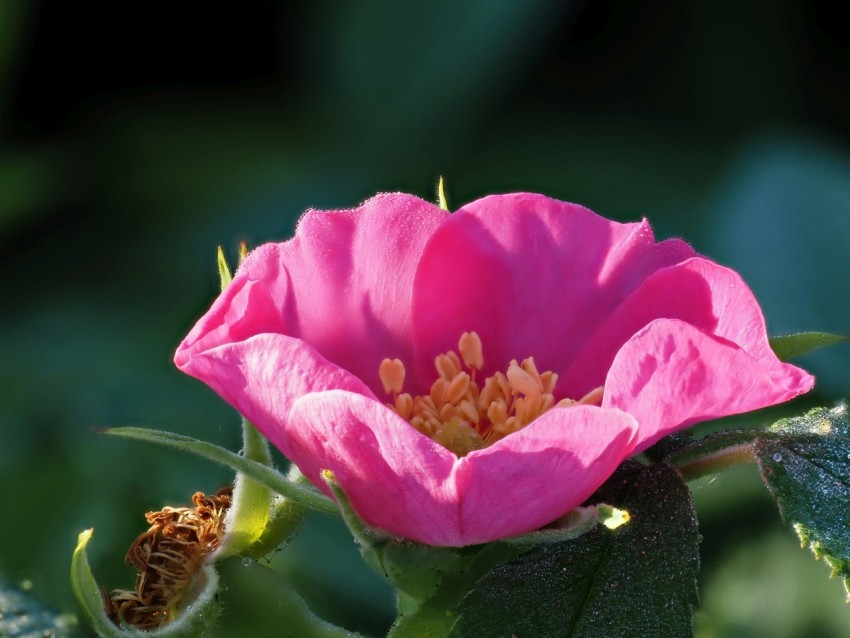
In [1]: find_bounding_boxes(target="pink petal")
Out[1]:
[454,405,638,545]
[179,334,375,445]
[603,319,814,452]
[412,193,693,382]
[559,257,786,399]
[285,391,638,546]
[284,390,461,545]
[175,193,448,395]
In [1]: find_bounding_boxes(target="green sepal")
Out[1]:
[500,504,629,546]
[219,420,305,559]
[753,405,850,599]
[320,471,492,608]
[769,331,848,361]
[437,176,449,211]
[103,427,336,514]
[71,529,222,638]
[217,246,233,289]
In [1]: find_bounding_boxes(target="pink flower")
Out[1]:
[175,193,813,547]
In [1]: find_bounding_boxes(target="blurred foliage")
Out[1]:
[2,1,850,637]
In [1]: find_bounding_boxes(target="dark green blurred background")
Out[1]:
[2,2,850,636]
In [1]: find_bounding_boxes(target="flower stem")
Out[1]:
[673,441,756,481]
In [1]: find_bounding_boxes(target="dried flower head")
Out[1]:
[105,487,232,629]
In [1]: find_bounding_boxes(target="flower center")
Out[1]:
[379,332,603,457]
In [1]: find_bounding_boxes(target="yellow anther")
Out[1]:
[459,399,479,424]
[446,372,471,404]
[379,331,605,457]
[520,357,541,379]
[395,393,413,420]
[506,360,543,396]
[458,331,484,370]
[379,358,406,395]
[436,352,462,380]
[540,371,558,394]
[487,400,508,426]
[430,378,449,407]
[439,402,456,422]
[495,371,511,402]
[578,386,604,406]
[478,377,502,409]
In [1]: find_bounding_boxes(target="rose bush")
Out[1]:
[175,193,812,546]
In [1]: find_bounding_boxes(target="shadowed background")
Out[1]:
[2,1,850,636]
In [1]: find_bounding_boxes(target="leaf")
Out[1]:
[0,578,79,638]
[754,405,850,599]
[387,544,529,638]
[103,427,337,514]
[450,462,700,638]
[769,332,848,361]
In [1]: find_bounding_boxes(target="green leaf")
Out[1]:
[103,427,337,514]
[1,578,79,638]
[450,462,700,638]
[754,405,850,599]
[769,332,848,361]
[500,504,628,545]
[387,543,528,638]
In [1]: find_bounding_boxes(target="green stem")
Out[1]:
[673,441,756,481]
[221,419,278,557]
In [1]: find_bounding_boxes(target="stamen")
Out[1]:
[578,386,604,406]
[379,358,405,395]
[380,331,606,457]
[458,331,483,370]
[506,360,543,396]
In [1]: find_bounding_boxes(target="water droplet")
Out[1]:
[241,557,253,567]
[773,452,783,462]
